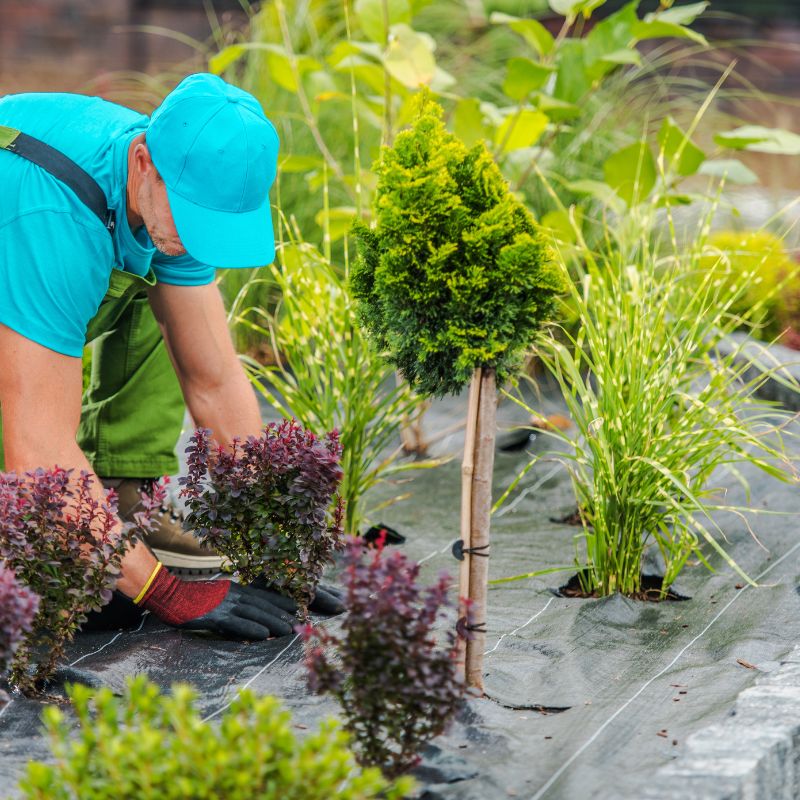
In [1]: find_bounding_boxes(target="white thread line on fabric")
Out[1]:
[495,463,566,518]
[484,597,555,656]
[201,535,462,724]
[530,538,800,800]
[0,694,13,722]
[68,612,149,667]
[0,612,150,723]
[201,632,302,723]
[417,540,455,566]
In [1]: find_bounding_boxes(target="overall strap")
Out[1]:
[0,125,116,235]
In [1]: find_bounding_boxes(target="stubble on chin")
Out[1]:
[153,239,188,257]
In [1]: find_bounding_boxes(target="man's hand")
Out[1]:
[249,576,346,617]
[135,563,296,639]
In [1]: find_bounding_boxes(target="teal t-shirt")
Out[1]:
[0,92,216,357]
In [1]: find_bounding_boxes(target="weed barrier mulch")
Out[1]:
[1,389,799,800]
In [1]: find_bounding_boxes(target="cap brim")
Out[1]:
[167,188,276,269]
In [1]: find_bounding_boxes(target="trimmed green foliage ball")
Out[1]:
[352,90,563,397]
[19,676,413,800]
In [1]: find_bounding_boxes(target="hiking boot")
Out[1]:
[102,478,227,575]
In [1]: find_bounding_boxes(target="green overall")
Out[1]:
[0,267,185,477]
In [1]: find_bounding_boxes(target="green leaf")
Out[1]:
[453,97,487,148]
[271,52,321,93]
[603,140,657,206]
[646,2,708,26]
[658,116,706,176]
[279,155,323,173]
[632,19,708,46]
[714,125,800,155]
[553,39,591,103]
[489,13,554,56]
[532,93,581,121]
[315,206,358,242]
[384,24,436,88]
[548,0,607,19]
[355,0,411,43]
[655,193,694,207]
[209,43,321,91]
[503,57,555,100]
[328,40,381,67]
[332,59,387,93]
[209,44,246,75]
[567,179,626,212]
[582,0,640,79]
[599,48,641,66]
[698,158,758,185]
[495,110,549,154]
[541,208,582,244]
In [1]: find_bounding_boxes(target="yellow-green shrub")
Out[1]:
[699,230,800,340]
[20,677,413,800]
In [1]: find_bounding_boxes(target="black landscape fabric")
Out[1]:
[1,386,799,800]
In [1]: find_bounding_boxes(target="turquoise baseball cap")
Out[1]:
[146,73,279,268]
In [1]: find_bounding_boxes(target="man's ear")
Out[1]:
[132,141,157,180]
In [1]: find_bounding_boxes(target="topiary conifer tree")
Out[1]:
[352,90,562,689]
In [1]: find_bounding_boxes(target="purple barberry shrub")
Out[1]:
[0,565,39,703]
[0,469,160,693]
[180,420,345,614]
[300,536,469,777]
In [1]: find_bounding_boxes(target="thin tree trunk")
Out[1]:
[456,370,482,679]
[465,367,497,691]
[397,372,430,455]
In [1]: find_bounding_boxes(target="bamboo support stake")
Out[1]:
[456,369,483,680]
[465,367,497,691]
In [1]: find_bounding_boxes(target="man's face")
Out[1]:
[137,173,187,257]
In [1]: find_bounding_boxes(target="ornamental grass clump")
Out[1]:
[234,235,435,538]
[180,420,344,613]
[497,192,800,598]
[19,676,413,800]
[0,469,153,693]
[300,536,468,778]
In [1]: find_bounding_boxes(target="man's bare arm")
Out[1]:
[0,323,157,598]
[147,281,263,443]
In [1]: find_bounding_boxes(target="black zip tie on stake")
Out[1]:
[456,616,487,638]
[451,539,490,561]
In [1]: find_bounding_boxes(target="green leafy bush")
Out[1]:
[19,676,413,800]
[180,421,344,613]
[0,470,154,693]
[300,536,468,777]
[699,230,800,341]
[352,91,562,397]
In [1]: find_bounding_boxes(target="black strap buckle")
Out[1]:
[105,209,116,234]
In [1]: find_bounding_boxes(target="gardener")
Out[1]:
[0,73,343,640]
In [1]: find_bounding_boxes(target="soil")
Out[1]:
[557,572,691,603]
